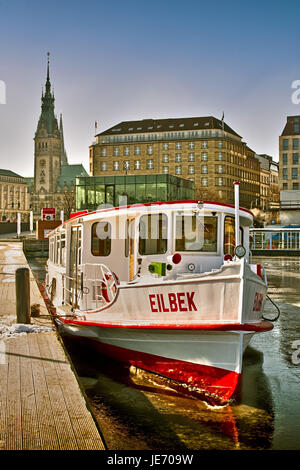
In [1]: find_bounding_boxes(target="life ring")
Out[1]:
[100,272,119,303]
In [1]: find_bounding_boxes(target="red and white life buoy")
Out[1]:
[100,272,119,303]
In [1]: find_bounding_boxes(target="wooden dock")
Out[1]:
[0,241,106,450]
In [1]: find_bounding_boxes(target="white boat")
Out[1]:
[45,183,274,405]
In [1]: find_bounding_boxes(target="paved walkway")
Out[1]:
[0,241,105,450]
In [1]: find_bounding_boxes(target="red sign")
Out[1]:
[41,208,56,221]
[149,292,197,313]
[253,292,263,312]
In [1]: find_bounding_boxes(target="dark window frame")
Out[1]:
[91,221,111,256]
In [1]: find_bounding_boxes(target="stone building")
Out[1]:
[90,116,261,209]
[254,154,279,210]
[278,115,300,224]
[0,169,30,221]
[29,54,88,220]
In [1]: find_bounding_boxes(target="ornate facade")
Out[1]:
[30,54,88,220]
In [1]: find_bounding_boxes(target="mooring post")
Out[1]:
[15,267,31,324]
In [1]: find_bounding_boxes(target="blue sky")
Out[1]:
[1,0,300,176]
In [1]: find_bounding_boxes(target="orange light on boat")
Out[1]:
[224,254,233,261]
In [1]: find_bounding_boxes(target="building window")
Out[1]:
[134,146,141,155]
[134,160,141,170]
[188,165,195,174]
[101,162,107,171]
[201,165,208,174]
[147,159,154,169]
[113,161,119,171]
[283,168,288,180]
[218,152,223,161]
[175,166,182,175]
[202,141,208,148]
[292,168,298,179]
[162,154,169,163]
[283,183,288,189]
[123,146,130,156]
[202,152,208,161]
[282,139,289,150]
[91,222,111,256]
[176,142,182,150]
[175,154,182,162]
[124,161,130,171]
[189,142,195,149]
[293,138,299,150]
[163,143,168,150]
[293,182,299,190]
[148,145,153,155]
[282,153,288,165]
[163,166,168,174]
[113,147,119,156]
[218,141,223,148]
[293,153,299,165]
[101,148,107,157]
[188,153,195,162]
[218,177,223,186]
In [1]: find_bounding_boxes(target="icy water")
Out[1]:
[29,256,300,450]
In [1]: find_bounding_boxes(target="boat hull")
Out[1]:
[55,320,271,405]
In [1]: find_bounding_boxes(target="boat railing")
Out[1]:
[250,227,300,251]
[62,263,119,312]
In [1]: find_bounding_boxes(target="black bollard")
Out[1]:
[15,267,31,324]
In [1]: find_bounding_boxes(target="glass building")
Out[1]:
[76,174,194,211]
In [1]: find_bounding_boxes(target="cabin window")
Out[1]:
[49,237,55,262]
[139,213,168,255]
[55,234,61,264]
[175,215,218,252]
[125,219,129,257]
[224,216,243,256]
[61,231,66,266]
[91,221,111,256]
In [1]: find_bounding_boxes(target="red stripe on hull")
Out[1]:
[88,338,240,405]
[60,316,273,332]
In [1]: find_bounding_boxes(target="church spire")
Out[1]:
[45,52,52,97]
[36,52,57,135]
[59,113,68,165]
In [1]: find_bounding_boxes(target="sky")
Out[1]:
[1,0,300,177]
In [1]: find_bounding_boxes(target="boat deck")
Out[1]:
[0,241,105,450]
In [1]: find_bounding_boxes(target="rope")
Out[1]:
[262,295,281,322]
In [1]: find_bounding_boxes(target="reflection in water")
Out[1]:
[63,335,274,450]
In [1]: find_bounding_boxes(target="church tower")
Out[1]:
[34,53,63,196]
[30,53,86,221]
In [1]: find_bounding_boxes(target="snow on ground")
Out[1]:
[0,323,53,339]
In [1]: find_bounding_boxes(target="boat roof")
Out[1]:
[47,200,253,236]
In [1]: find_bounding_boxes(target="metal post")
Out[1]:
[15,267,31,324]
[17,212,21,237]
[30,210,33,233]
[234,181,240,247]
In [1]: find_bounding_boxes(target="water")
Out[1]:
[28,256,300,450]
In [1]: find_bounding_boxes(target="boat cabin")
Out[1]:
[46,201,253,311]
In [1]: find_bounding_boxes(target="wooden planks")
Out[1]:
[0,332,105,450]
[0,241,105,450]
